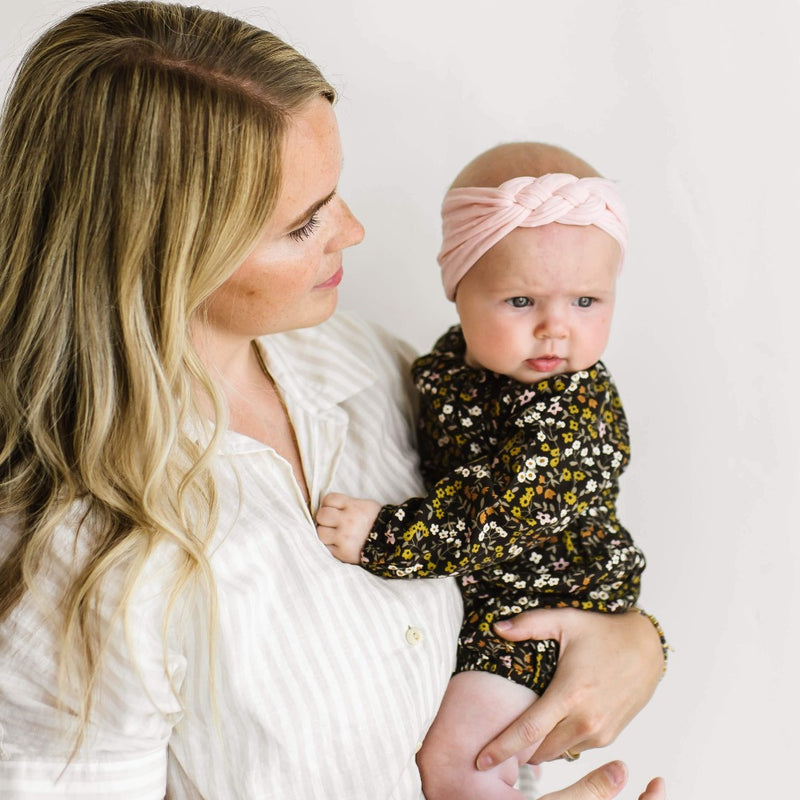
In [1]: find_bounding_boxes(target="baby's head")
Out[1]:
[438,142,627,383]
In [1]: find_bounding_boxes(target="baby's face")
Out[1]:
[454,223,620,383]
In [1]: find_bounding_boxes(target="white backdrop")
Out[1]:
[3,2,799,797]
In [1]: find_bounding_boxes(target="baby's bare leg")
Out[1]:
[417,670,538,800]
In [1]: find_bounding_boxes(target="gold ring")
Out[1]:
[562,748,580,762]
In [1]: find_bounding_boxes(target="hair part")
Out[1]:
[0,0,334,742]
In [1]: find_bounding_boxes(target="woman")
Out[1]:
[0,2,665,797]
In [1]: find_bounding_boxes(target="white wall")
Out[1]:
[3,2,798,797]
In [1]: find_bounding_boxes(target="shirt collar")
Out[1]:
[205,316,380,456]
[256,319,377,414]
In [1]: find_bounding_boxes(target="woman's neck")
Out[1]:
[192,326,310,504]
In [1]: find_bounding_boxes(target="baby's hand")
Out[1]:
[316,492,381,564]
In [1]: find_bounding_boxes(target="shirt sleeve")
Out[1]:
[0,530,187,799]
[360,365,631,578]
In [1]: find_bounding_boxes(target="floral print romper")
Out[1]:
[360,326,646,694]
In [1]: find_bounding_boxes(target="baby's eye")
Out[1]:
[506,297,532,308]
[289,213,320,241]
[574,296,595,308]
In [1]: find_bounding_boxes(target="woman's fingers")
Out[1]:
[475,680,569,769]
[537,760,628,800]
[491,608,568,642]
[479,608,663,766]
[638,777,666,800]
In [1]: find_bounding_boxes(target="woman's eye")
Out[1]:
[506,296,532,308]
[574,296,595,308]
[289,213,320,241]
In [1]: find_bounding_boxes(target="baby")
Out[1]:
[316,141,648,798]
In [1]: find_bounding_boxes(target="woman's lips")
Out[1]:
[526,356,563,372]
[314,266,343,289]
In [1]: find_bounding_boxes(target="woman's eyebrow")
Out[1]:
[285,188,337,231]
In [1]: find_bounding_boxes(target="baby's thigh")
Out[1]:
[418,670,538,800]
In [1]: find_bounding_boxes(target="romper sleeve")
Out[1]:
[0,528,188,799]
[360,363,631,578]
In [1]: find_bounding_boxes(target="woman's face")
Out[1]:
[201,97,364,340]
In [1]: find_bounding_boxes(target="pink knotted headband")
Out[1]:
[437,174,628,301]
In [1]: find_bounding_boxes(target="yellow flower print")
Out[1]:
[519,488,534,508]
[564,491,577,505]
[408,521,428,537]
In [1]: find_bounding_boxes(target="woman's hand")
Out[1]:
[540,761,666,800]
[477,608,664,768]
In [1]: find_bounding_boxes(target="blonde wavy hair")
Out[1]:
[0,0,334,736]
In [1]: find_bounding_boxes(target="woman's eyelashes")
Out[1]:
[289,213,320,241]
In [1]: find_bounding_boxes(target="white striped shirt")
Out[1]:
[0,312,463,799]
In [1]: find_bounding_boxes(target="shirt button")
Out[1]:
[405,626,424,646]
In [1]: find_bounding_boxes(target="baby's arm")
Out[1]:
[361,367,629,578]
[316,492,382,564]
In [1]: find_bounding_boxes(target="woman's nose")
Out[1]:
[329,197,365,252]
